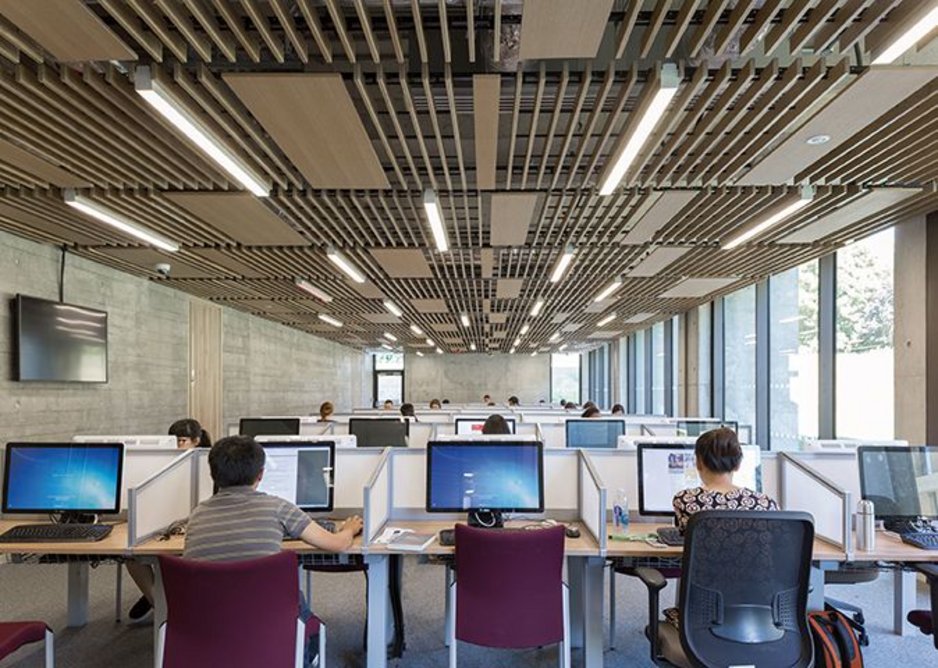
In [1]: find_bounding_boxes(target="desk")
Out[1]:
[0,521,129,627]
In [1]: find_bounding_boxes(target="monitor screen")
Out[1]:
[858,446,938,520]
[15,294,108,383]
[239,418,301,437]
[454,417,517,435]
[2,443,123,513]
[565,419,625,448]
[349,418,409,447]
[256,441,334,512]
[676,420,739,436]
[637,443,762,516]
[426,441,544,513]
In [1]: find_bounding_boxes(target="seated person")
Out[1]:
[318,401,334,422]
[482,414,511,435]
[582,406,601,418]
[400,402,417,420]
[382,399,394,410]
[611,403,625,415]
[169,418,211,449]
[429,398,442,410]
[507,395,520,407]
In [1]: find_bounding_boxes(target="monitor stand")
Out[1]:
[883,517,935,534]
[56,511,97,524]
[468,510,504,529]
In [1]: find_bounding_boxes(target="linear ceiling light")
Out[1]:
[383,300,403,317]
[723,186,814,250]
[599,63,681,196]
[558,343,568,352]
[294,279,332,303]
[135,67,270,197]
[381,343,393,351]
[326,247,366,283]
[513,337,522,347]
[436,347,443,354]
[64,190,178,252]
[550,245,575,283]
[549,332,561,343]
[593,277,623,303]
[470,342,477,351]
[425,337,435,346]
[460,313,471,327]
[423,189,449,252]
[872,5,938,64]
[318,314,343,328]
[510,346,517,354]
[530,351,538,357]
[530,298,545,317]
[383,332,397,342]
[597,313,617,327]
[519,324,530,335]
[410,324,424,336]
[416,351,425,357]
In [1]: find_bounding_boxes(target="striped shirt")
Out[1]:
[183,486,311,562]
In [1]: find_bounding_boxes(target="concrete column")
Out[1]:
[894,214,929,444]
[684,309,700,417]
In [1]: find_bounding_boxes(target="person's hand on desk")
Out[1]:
[300,515,362,552]
[341,515,363,537]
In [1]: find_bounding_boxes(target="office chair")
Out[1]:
[158,552,326,668]
[0,621,53,667]
[448,524,570,667]
[908,563,938,650]
[627,511,815,667]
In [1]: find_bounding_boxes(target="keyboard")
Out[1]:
[314,519,337,533]
[438,528,455,546]
[900,531,938,550]
[0,523,112,543]
[656,527,684,546]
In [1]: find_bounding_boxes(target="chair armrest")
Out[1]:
[618,566,666,662]
[913,563,938,580]
[619,566,667,592]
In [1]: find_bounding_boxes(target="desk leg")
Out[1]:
[66,562,89,627]
[365,554,388,668]
[582,557,605,668]
[893,569,915,636]
[807,565,825,612]
[567,556,584,647]
[151,559,167,668]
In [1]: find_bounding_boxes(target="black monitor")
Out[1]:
[256,441,335,512]
[454,417,517,435]
[2,442,124,514]
[858,446,938,525]
[636,443,762,516]
[426,441,544,527]
[676,420,739,436]
[349,418,409,447]
[239,418,301,437]
[565,419,625,448]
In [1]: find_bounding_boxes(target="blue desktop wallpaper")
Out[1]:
[428,444,542,511]
[5,446,122,511]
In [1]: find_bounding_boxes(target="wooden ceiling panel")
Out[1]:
[473,75,500,190]
[94,248,216,279]
[627,246,692,277]
[369,248,433,278]
[0,202,102,245]
[411,299,448,313]
[0,138,89,187]
[488,193,541,246]
[780,188,922,244]
[659,277,741,299]
[622,191,699,244]
[163,193,308,246]
[519,0,615,60]
[496,279,524,299]
[186,248,268,279]
[223,73,389,189]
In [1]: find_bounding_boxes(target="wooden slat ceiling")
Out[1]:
[0,1,937,354]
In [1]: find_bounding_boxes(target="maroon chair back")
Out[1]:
[159,552,300,668]
[454,524,565,648]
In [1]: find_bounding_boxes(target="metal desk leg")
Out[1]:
[365,554,389,668]
[567,556,584,647]
[582,557,605,668]
[66,562,90,627]
[152,559,167,668]
[894,569,915,636]
[807,565,825,612]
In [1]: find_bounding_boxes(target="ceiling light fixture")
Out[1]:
[381,343,393,351]
[510,346,517,354]
[318,314,343,328]
[470,342,477,351]
[326,247,366,283]
[550,245,575,283]
[593,277,623,303]
[530,351,538,357]
[597,313,616,327]
[549,332,561,343]
[423,189,449,252]
[460,313,470,327]
[294,279,332,303]
[872,6,938,64]
[558,343,568,352]
[410,324,424,336]
[63,190,179,252]
[415,351,425,357]
[383,332,397,342]
[530,298,545,317]
[519,324,530,335]
[805,134,831,146]
[425,337,435,346]
[513,337,521,347]
[135,67,270,197]
[436,347,443,354]
[383,300,403,317]
[723,185,815,250]
[599,63,681,196]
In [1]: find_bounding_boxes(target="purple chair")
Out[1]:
[0,621,53,667]
[448,524,569,667]
[157,552,326,668]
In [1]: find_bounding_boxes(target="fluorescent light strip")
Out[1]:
[519,324,530,335]
[381,343,393,351]
[530,298,545,317]
[63,191,179,252]
[550,246,575,283]
[425,338,435,346]
[318,314,343,328]
[436,348,443,354]
[723,189,814,250]
[513,337,521,347]
[410,324,424,336]
[135,67,269,197]
[470,342,477,351]
[415,351,425,357]
[597,313,616,327]
[423,189,449,252]
[326,247,366,283]
[530,351,538,357]
[593,278,623,303]
[460,313,470,327]
[295,279,332,303]
[383,332,397,342]
[510,347,517,354]
[558,344,568,352]
[383,300,403,317]
[599,64,680,196]
[873,6,938,64]
[549,332,561,343]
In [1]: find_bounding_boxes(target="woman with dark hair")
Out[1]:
[611,404,625,415]
[400,403,417,420]
[318,401,335,422]
[168,418,211,449]
[581,406,601,418]
[507,395,520,407]
[481,414,511,435]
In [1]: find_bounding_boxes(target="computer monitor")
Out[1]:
[858,446,938,523]
[426,441,544,525]
[675,420,739,436]
[454,417,517,435]
[256,441,335,512]
[2,442,124,514]
[348,418,409,447]
[239,418,301,437]
[565,419,625,448]
[636,443,762,516]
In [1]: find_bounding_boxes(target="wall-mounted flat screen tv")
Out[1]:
[14,295,108,383]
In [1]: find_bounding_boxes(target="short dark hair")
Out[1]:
[695,428,742,473]
[400,402,415,417]
[507,395,519,406]
[581,406,601,418]
[611,404,625,415]
[168,418,211,447]
[482,414,511,435]
[209,436,265,488]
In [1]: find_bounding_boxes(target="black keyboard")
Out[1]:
[438,528,455,546]
[900,532,938,550]
[0,523,112,543]
[656,527,684,546]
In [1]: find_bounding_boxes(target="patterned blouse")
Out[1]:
[672,486,779,533]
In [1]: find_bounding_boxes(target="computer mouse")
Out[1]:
[565,525,580,539]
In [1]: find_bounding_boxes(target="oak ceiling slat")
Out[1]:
[96,0,163,61]
[164,193,308,246]
[375,69,422,188]
[324,0,356,63]
[549,66,590,190]
[640,1,671,60]
[155,0,213,62]
[210,0,261,62]
[519,0,614,61]
[182,0,237,62]
[270,0,310,64]
[536,64,568,190]
[126,0,188,61]
[613,0,642,58]
[0,137,88,187]
[239,0,284,62]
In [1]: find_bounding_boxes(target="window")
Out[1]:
[836,228,894,439]
[587,345,609,409]
[651,322,665,414]
[551,353,581,404]
[769,261,819,450]
[723,286,757,433]
[697,304,712,416]
[373,352,404,406]
[635,329,647,413]
[672,316,680,416]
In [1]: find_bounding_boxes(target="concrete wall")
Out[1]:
[404,353,550,404]
[894,216,928,444]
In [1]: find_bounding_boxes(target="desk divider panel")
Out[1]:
[540,423,565,449]
[193,448,213,502]
[409,422,433,448]
[123,449,190,512]
[578,451,607,554]
[128,449,198,546]
[363,448,392,545]
[779,452,852,558]
[300,419,333,436]
[334,448,383,510]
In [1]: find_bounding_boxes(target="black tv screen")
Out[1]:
[14,295,108,383]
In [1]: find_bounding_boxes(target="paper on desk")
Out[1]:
[373,527,413,544]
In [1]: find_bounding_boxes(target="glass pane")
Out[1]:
[836,228,894,439]
[635,330,646,414]
[375,352,404,370]
[672,316,680,416]
[619,337,629,408]
[376,372,403,404]
[651,322,665,414]
[769,261,819,450]
[724,286,757,434]
[551,353,581,404]
[697,304,712,416]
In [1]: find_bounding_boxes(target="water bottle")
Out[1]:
[856,499,876,551]
[613,489,629,535]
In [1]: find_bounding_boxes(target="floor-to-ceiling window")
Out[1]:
[551,353,581,404]
[697,304,712,417]
[723,286,757,433]
[635,329,647,413]
[651,322,665,415]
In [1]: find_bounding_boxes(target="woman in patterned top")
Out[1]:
[672,427,778,533]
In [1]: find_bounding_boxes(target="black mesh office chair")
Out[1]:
[627,511,815,667]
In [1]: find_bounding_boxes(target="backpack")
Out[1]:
[808,605,865,668]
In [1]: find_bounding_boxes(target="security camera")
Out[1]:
[154,262,171,277]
